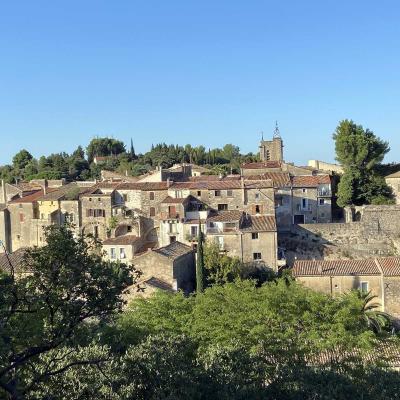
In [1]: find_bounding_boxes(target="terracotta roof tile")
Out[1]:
[377,257,400,276]
[245,173,291,187]
[161,196,188,204]
[207,210,243,222]
[117,182,169,191]
[240,215,277,232]
[142,277,174,291]
[293,259,381,277]
[292,175,331,188]
[386,171,400,179]
[153,241,193,259]
[8,189,57,204]
[0,248,29,273]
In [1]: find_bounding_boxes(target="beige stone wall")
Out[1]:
[296,275,383,307]
[259,138,283,161]
[384,277,400,319]
[102,241,142,263]
[81,195,113,240]
[385,177,400,204]
[206,230,277,270]
[0,209,11,252]
[8,203,38,251]
[292,188,332,224]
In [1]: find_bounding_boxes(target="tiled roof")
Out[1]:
[0,248,29,273]
[117,182,169,191]
[103,235,140,245]
[245,173,291,187]
[161,196,188,204]
[143,277,174,291]
[377,257,400,276]
[386,171,400,179]
[154,241,193,259]
[240,215,277,232]
[292,259,381,277]
[207,210,243,222]
[8,189,57,204]
[241,161,282,169]
[292,175,331,188]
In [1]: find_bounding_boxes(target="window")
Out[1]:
[93,226,98,238]
[191,225,198,237]
[360,282,369,293]
[170,236,176,243]
[227,190,233,197]
[175,190,183,198]
[16,235,20,240]
[127,225,132,232]
[89,198,92,201]
[266,150,270,160]
[19,204,22,209]
[215,236,224,250]
[65,213,74,223]
[119,248,126,259]
[301,199,308,210]
[252,232,259,240]
[275,196,284,207]
[19,213,24,222]
[123,194,128,202]
[149,192,155,200]
[218,204,228,211]
[255,205,261,214]
[319,199,325,205]
[150,207,156,217]
[215,190,221,197]
[110,248,116,259]
[253,252,262,260]
[302,189,307,193]
[255,193,261,200]
[321,212,325,217]
[98,198,101,202]
[197,191,201,196]
[224,222,236,231]
[41,213,45,220]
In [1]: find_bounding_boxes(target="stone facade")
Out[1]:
[133,241,195,294]
[259,137,283,162]
[385,172,400,204]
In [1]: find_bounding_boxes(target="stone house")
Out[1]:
[133,241,195,295]
[102,235,144,263]
[385,171,400,204]
[205,210,279,270]
[291,175,332,225]
[0,204,11,253]
[293,257,400,321]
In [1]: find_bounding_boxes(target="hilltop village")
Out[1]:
[1,129,400,321]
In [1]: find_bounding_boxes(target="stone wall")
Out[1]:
[280,221,398,265]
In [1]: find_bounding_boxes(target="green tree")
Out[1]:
[0,225,135,399]
[12,150,33,170]
[196,222,205,293]
[86,137,125,163]
[333,120,394,206]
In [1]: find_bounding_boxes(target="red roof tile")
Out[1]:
[207,210,243,222]
[377,257,400,276]
[292,175,331,188]
[293,259,381,277]
[8,189,57,204]
[240,215,277,232]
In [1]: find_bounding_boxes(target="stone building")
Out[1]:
[293,257,400,321]
[385,171,400,204]
[102,235,144,263]
[133,241,195,295]
[259,125,284,162]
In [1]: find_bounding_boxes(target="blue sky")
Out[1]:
[1,1,399,166]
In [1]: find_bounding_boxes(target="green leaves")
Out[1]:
[333,119,394,206]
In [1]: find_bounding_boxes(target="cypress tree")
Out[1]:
[196,220,204,293]
[130,138,136,160]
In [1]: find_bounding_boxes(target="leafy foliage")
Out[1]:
[333,120,394,206]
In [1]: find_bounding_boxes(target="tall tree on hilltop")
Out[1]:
[196,221,204,293]
[130,138,136,160]
[333,119,394,207]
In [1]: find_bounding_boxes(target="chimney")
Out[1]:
[167,178,171,188]
[43,180,48,195]
[317,264,323,274]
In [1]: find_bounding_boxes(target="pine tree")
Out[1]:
[130,138,136,160]
[196,221,204,293]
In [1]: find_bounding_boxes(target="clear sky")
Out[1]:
[1,1,399,166]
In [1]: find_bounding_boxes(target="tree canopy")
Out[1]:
[333,120,394,207]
